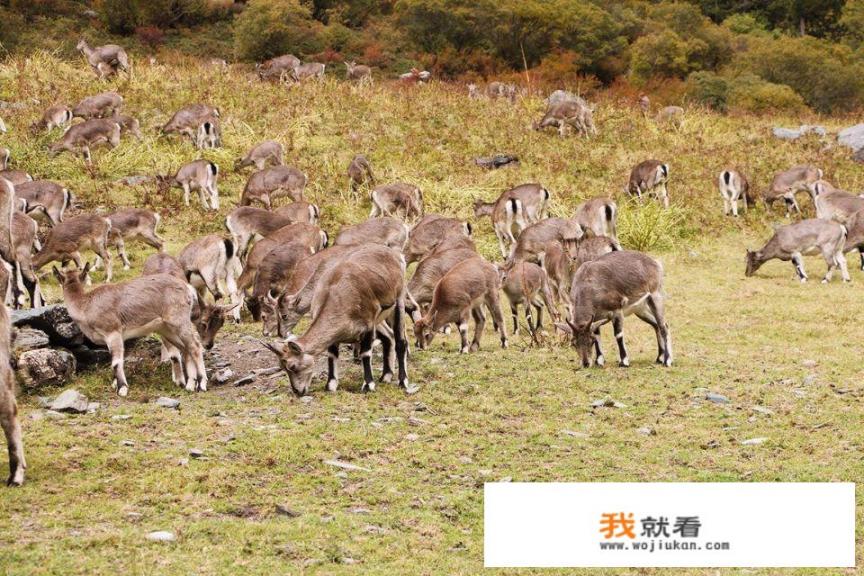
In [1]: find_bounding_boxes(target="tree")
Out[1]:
[234,0,322,61]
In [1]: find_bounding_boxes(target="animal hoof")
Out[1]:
[501,339,508,349]
[469,343,479,353]
[361,381,376,393]
[185,381,196,392]
[619,358,630,368]
[198,379,207,392]
[441,326,451,335]
[664,357,673,367]
[381,372,393,383]
[117,385,128,397]
[402,381,419,395]
[596,355,605,367]
[326,379,338,392]
[459,347,469,354]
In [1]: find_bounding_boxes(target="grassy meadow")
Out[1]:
[0,53,863,574]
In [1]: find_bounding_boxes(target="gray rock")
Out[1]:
[636,426,656,436]
[773,125,827,140]
[145,530,176,542]
[214,368,234,384]
[838,124,864,152]
[155,397,180,409]
[117,175,152,186]
[741,437,768,446]
[706,392,730,404]
[233,374,256,387]
[49,389,89,413]
[12,328,50,354]
[323,459,369,472]
[16,349,77,391]
[275,504,302,518]
[189,448,204,458]
[0,101,27,110]
[591,398,626,408]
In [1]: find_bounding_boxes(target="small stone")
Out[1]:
[155,397,180,409]
[499,476,513,482]
[751,406,773,416]
[323,459,369,472]
[339,557,358,565]
[275,504,301,518]
[408,416,427,426]
[214,368,234,384]
[112,414,133,421]
[591,398,625,408]
[802,359,817,368]
[44,410,68,420]
[189,448,204,458]
[636,427,656,436]
[121,440,135,447]
[741,437,768,446]
[49,389,89,413]
[178,458,189,466]
[405,433,419,441]
[145,530,176,542]
[803,374,817,385]
[12,327,50,353]
[364,524,387,534]
[561,429,589,438]
[16,349,77,391]
[705,392,730,404]
[233,374,256,387]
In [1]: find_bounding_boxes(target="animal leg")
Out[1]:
[0,380,25,486]
[377,325,394,383]
[457,309,471,353]
[791,252,807,282]
[646,293,672,366]
[359,331,376,392]
[326,344,340,392]
[470,306,486,353]
[116,237,131,270]
[106,333,129,396]
[486,290,508,349]
[612,314,629,367]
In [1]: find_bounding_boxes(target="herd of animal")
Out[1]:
[0,41,857,488]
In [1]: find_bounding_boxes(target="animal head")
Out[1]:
[196,303,236,350]
[413,311,437,350]
[744,249,760,277]
[76,39,88,52]
[554,318,595,368]
[260,290,281,337]
[473,198,493,217]
[261,337,316,395]
[52,262,91,287]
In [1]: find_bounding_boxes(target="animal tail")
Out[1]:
[223,238,235,262]
[209,161,219,177]
[464,221,472,236]
[722,170,732,186]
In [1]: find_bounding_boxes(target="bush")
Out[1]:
[234,0,323,61]
[618,201,690,252]
[686,70,729,111]
[722,13,768,36]
[733,35,864,113]
[630,29,692,80]
[0,8,25,54]
[100,0,141,34]
[727,74,808,114]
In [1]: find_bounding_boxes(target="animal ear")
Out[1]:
[554,322,573,335]
[260,340,285,357]
[265,289,278,303]
[79,261,91,281]
[220,303,241,313]
[286,340,303,355]
[52,266,63,283]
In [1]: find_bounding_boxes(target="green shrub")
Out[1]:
[686,70,728,111]
[0,8,25,54]
[99,0,141,34]
[733,35,864,113]
[727,73,808,114]
[630,28,692,80]
[722,13,768,36]
[234,0,323,61]
[618,201,690,252]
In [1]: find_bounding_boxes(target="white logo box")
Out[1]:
[484,482,855,568]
